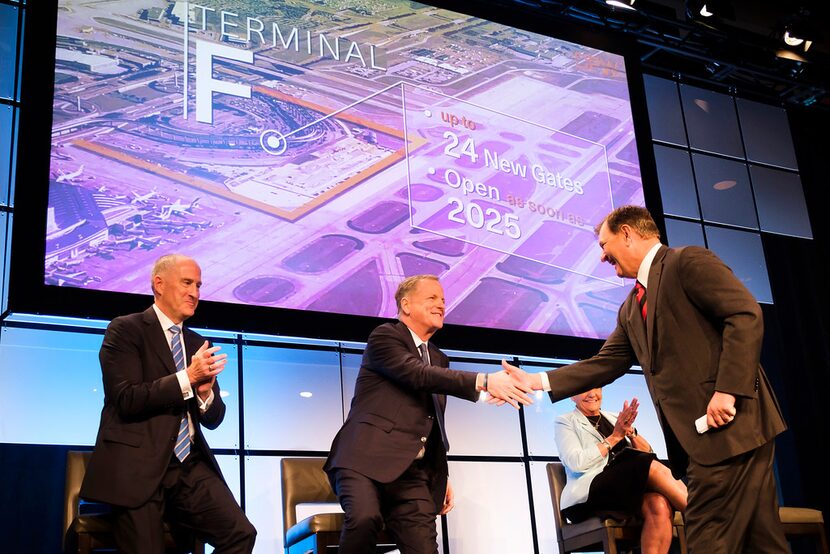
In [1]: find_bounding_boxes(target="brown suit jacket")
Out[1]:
[81,307,225,508]
[324,321,479,511]
[547,245,786,473]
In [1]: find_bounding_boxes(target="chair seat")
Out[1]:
[560,515,638,540]
[779,506,824,525]
[69,515,115,535]
[68,515,179,536]
[285,513,344,547]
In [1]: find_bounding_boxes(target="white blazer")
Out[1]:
[554,408,622,510]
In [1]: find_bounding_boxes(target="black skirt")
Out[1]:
[562,448,659,523]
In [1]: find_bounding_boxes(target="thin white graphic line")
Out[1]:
[281,81,404,140]
[183,1,189,119]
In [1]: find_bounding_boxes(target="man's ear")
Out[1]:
[400,297,410,316]
[153,274,164,296]
[620,224,633,244]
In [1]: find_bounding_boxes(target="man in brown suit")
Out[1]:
[506,206,788,553]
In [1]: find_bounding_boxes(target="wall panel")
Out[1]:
[446,461,534,553]
[242,345,342,451]
[444,359,524,457]
[0,326,104,445]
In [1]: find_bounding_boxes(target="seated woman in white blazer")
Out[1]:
[555,388,688,554]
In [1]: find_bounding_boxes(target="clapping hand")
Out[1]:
[613,398,639,438]
[187,340,227,400]
[187,341,227,383]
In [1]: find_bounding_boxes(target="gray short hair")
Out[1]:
[150,254,192,296]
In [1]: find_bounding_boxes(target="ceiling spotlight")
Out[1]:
[783,31,804,47]
[606,0,636,10]
[779,18,817,59]
[779,9,820,54]
[686,0,734,21]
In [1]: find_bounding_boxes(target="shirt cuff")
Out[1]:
[540,371,552,392]
[198,390,214,412]
[475,373,487,402]
[176,370,194,401]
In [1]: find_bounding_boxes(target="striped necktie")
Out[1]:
[169,326,191,462]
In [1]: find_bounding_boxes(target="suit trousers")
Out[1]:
[685,440,789,553]
[332,459,439,554]
[111,451,256,554]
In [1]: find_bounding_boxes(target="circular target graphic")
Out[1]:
[260,130,288,155]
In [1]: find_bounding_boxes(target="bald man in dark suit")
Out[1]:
[81,254,256,553]
[506,206,788,553]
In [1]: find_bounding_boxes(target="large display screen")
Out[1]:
[45,0,645,339]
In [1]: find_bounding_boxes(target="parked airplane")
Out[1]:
[160,197,200,219]
[55,164,85,183]
[131,189,158,205]
[46,269,95,287]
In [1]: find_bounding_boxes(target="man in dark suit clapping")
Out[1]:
[324,274,532,553]
[81,254,256,553]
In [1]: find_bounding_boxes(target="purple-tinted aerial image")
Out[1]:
[46,0,645,338]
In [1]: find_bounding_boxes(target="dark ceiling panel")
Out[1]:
[464,0,830,110]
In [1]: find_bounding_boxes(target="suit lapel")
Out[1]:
[142,306,177,375]
[424,340,447,407]
[400,322,450,448]
[424,343,451,452]
[575,410,604,442]
[395,321,420,357]
[646,247,668,358]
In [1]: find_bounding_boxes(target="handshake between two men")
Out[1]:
[482,360,540,409]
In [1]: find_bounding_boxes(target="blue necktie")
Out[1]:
[419,343,450,452]
[169,326,191,462]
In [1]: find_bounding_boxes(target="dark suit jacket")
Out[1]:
[546,245,786,473]
[324,321,479,511]
[81,307,225,508]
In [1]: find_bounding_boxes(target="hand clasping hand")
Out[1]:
[186,340,227,386]
[613,398,639,438]
[485,368,534,409]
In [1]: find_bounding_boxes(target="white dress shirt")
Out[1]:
[152,304,213,437]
